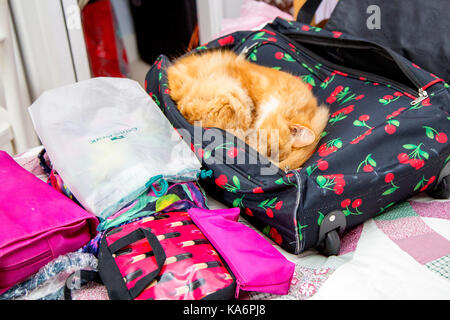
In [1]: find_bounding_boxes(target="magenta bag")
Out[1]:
[65,211,236,300]
[189,207,295,297]
[0,151,98,294]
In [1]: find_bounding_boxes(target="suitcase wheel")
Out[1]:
[315,211,346,257]
[317,230,340,256]
[427,175,450,199]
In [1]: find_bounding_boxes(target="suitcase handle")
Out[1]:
[296,0,322,24]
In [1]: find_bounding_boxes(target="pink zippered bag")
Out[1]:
[188,207,294,298]
[0,151,98,294]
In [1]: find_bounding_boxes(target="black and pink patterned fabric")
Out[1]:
[97,211,235,300]
[144,17,450,255]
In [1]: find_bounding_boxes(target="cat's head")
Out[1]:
[259,96,329,170]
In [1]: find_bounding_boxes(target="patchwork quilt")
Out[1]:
[9,146,450,300]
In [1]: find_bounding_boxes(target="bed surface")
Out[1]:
[11,146,450,300]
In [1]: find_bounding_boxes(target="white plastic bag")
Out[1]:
[29,77,201,220]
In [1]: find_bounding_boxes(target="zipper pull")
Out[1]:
[235,279,242,299]
[410,88,428,106]
[240,42,259,57]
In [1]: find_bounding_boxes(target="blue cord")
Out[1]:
[145,171,211,199]
[145,175,169,197]
[199,169,213,180]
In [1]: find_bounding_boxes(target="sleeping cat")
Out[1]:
[167,49,329,170]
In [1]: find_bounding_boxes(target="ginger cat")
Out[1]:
[167,49,329,170]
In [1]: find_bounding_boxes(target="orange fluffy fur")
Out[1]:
[167,50,329,170]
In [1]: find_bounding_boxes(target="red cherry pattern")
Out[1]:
[357,154,377,173]
[269,227,283,245]
[215,174,228,188]
[436,133,448,143]
[306,159,329,176]
[227,147,239,158]
[385,173,394,183]
[414,175,436,192]
[332,31,342,38]
[423,126,448,144]
[340,198,363,216]
[397,143,428,170]
[326,86,344,104]
[331,105,354,118]
[217,35,235,46]
[258,197,284,218]
[275,52,284,60]
[253,187,264,194]
[382,173,399,195]
[384,124,397,134]
[350,128,373,145]
[318,138,342,157]
[316,174,346,195]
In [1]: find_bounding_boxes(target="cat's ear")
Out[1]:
[290,125,316,148]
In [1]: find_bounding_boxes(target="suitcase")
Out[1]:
[144,17,450,256]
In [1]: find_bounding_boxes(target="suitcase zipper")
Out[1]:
[0,250,52,272]
[411,88,429,106]
[281,32,432,102]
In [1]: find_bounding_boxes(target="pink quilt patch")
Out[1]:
[375,216,450,264]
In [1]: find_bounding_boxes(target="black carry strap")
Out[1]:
[37,148,52,175]
[107,227,166,299]
[296,0,323,24]
[64,270,103,300]
[65,228,166,300]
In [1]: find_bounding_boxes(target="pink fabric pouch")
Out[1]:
[189,207,295,297]
[0,151,98,294]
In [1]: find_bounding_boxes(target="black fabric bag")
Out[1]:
[297,0,450,83]
[145,18,450,256]
[128,0,197,64]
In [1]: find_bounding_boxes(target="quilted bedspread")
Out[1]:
[12,147,450,300]
[205,196,450,300]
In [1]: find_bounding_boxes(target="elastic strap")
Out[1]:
[38,148,52,175]
[198,169,213,180]
[146,175,169,197]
